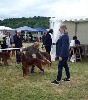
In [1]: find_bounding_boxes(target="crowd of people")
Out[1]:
[0,25,83,85]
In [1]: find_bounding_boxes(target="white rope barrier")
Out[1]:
[0,48,20,51]
[0,47,25,51]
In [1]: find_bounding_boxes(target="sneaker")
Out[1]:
[51,80,60,85]
[62,78,70,81]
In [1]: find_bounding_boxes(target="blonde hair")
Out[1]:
[60,25,67,30]
[60,25,68,33]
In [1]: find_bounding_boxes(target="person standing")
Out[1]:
[51,25,70,84]
[1,36,8,52]
[5,31,12,54]
[6,31,12,48]
[44,29,53,54]
[42,32,46,49]
[13,30,23,63]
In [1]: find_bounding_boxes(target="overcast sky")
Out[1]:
[0,0,88,20]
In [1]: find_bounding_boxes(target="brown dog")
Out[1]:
[10,45,15,57]
[40,52,52,67]
[11,50,15,57]
[0,52,10,66]
[17,51,45,76]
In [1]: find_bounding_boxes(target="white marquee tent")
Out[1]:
[0,26,15,41]
[50,17,88,44]
[0,26,14,31]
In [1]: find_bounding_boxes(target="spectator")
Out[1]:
[29,33,33,42]
[44,29,53,54]
[5,31,12,47]
[5,31,12,53]
[73,36,80,45]
[70,36,83,58]
[13,30,23,63]
[1,36,8,52]
[42,32,46,49]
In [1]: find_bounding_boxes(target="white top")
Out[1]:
[70,40,75,46]
[6,36,11,47]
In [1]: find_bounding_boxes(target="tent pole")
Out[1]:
[75,21,78,36]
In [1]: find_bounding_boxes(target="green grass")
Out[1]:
[0,43,88,100]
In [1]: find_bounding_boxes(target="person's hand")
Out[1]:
[20,48,23,52]
[17,33,20,37]
[17,33,19,36]
[59,57,62,61]
[43,45,45,47]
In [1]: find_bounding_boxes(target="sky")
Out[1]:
[0,0,88,20]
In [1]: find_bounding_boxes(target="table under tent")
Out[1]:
[49,17,88,58]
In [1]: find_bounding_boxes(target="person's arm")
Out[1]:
[38,52,51,63]
[20,46,29,52]
[56,39,59,56]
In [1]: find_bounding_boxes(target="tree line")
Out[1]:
[0,16,51,29]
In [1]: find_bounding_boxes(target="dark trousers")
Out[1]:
[16,49,21,63]
[45,46,51,54]
[31,66,35,73]
[57,57,70,81]
[46,49,50,54]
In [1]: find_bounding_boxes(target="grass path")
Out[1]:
[0,43,88,100]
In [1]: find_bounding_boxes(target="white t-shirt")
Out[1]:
[6,36,11,47]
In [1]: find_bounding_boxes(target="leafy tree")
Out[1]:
[0,16,50,29]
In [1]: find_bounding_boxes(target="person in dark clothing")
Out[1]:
[13,30,23,63]
[42,33,46,45]
[1,37,8,52]
[29,33,33,42]
[42,32,46,49]
[73,36,80,45]
[51,25,70,84]
[44,29,53,54]
[71,36,83,56]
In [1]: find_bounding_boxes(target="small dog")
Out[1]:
[17,51,45,76]
[0,52,10,66]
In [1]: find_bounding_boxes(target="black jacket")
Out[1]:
[45,33,52,51]
[13,34,23,48]
[56,33,69,58]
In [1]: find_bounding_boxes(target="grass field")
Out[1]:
[0,43,88,100]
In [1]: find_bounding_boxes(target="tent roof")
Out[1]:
[0,26,13,30]
[16,26,38,32]
[34,27,48,33]
[50,16,88,22]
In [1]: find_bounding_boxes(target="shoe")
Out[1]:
[51,80,60,85]
[62,78,70,81]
